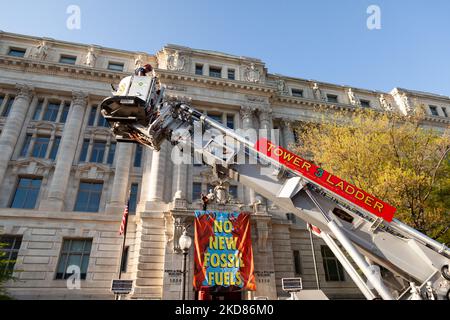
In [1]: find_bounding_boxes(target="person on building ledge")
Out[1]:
[135,64,153,76]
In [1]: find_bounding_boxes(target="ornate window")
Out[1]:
[19,122,63,162]
[10,177,42,209]
[229,185,238,199]
[79,139,90,163]
[49,137,61,161]
[79,133,115,166]
[134,144,143,168]
[87,105,109,127]
[88,106,97,126]
[20,134,32,157]
[90,141,106,164]
[195,64,203,75]
[42,102,61,122]
[192,182,202,202]
[59,103,71,123]
[59,55,77,65]
[56,239,92,280]
[129,183,139,214]
[208,113,223,124]
[326,94,339,103]
[360,99,371,108]
[97,114,109,128]
[429,105,439,116]
[0,235,22,275]
[33,99,44,120]
[106,142,116,165]
[8,47,26,58]
[74,181,103,212]
[31,136,50,158]
[108,62,124,72]
[293,250,302,275]
[32,99,70,123]
[227,115,235,129]
[292,89,304,98]
[1,96,15,118]
[321,246,345,282]
[209,66,222,78]
[227,69,235,80]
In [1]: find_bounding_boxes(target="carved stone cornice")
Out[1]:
[0,55,125,84]
[157,69,275,94]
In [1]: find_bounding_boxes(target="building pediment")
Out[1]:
[76,163,112,180]
[12,158,53,176]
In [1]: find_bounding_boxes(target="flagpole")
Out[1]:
[116,189,131,301]
[118,214,128,281]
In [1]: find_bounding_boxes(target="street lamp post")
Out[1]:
[179,229,192,300]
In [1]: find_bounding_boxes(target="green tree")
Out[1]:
[292,108,450,243]
[0,242,15,300]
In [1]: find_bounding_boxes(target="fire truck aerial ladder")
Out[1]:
[101,74,450,300]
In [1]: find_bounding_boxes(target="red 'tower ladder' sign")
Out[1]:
[254,138,396,222]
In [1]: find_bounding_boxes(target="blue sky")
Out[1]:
[1,0,450,95]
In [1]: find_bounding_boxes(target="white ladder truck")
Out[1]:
[101,74,450,300]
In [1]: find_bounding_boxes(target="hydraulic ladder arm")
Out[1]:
[101,75,450,300]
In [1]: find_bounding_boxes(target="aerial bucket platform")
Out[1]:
[101,74,450,300]
[100,75,166,149]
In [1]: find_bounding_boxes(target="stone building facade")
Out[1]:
[0,31,448,300]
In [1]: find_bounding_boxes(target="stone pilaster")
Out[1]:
[40,91,87,212]
[240,105,256,138]
[252,216,278,300]
[0,84,34,184]
[105,143,133,214]
[130,214,167,300]
[272,223,295,297]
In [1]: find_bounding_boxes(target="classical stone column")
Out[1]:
[40,91,87,211]
[148,141,169,202]
[258,107,272,139]
[0,84,34,185]
[241,105,256,140]
[105,143,133,214]
[240,105,256,205]
[256,108,273,213]
[282,119,296,149]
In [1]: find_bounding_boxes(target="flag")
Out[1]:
[119,201,129,236]
[307,223,322,237]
